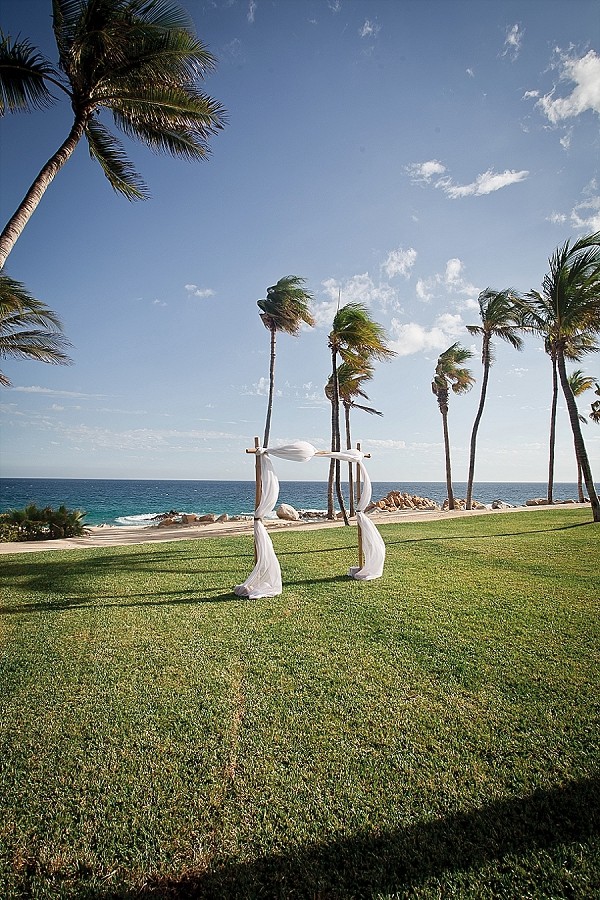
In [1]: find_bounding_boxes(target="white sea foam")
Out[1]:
[115,513,157,526]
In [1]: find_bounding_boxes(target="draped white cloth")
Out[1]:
[234,442,385,598]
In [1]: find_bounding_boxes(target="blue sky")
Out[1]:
[1,0,599,484]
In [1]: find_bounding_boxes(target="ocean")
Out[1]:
[0,478,591,527]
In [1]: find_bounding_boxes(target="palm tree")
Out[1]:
[325,359,382,516]
[519,232,600,523]
[0,0,226,268]
[465,288,523,509]
[567,369,596,502]
[544,333,597,503]
[257,275,314,447]
[590,383,600,424]
[0,273,72,386]
[328,303,394,521]
[432,342,474,511]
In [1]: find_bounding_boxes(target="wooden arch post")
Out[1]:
[356,442,363,569]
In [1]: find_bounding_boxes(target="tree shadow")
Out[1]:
[0,590,240,614]
[90,774,599,898]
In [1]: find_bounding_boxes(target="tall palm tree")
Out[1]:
[0,273,72,386]
[432,342,474,511]
[257,275,314,447]
[327,303,394,521]
[325,359,382,516]
[0,0,226,268]
[567,369,596,502]
[465,288,523,509]
[518,232,600,523]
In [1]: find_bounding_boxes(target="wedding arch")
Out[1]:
[234,440,385,599]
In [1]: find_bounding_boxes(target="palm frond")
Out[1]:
[0,32,59,113]
[258,277,314,335]
[0,273,72,386]
[85,117,149,199]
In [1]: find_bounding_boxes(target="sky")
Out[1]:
[1,0,599,485]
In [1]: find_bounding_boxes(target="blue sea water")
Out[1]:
[0,478,591,527]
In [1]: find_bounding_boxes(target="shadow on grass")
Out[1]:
[0,590,241,614]
[93,774,599,898]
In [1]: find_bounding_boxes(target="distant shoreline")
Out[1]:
[0,502,591,554]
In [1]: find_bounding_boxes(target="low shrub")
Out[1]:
[0,503,88,541]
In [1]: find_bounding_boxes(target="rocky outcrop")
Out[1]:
[155,510,218,526]
[442,497,487,510]
[277,503,300,521]
[370,491,441,512]
[491,499,515,510]
[525,498,549,506]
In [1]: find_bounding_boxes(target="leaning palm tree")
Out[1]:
[567,369,596,502]
[0,273,72,386]
[432,343,474,511]
[0,0,226,268]
[465,288,523,509]
[328,303,395,521]
[544,333,597,503]
[518,232,600,523]
[257,275,314,447]
[325,358,382,516]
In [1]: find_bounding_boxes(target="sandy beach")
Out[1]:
[0,502,590,554]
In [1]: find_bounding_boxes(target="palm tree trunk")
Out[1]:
[0,116,87,269]
[327,346,337,519]
[327,345,348,524]
[441,406,455,510]
[557,350,600,522]
[547,354,558,504]
[466,342,490,510]
[577,459,584,503]
[345,402,355,517]
[262,327,276,447]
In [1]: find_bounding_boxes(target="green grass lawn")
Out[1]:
[1,508,599,899]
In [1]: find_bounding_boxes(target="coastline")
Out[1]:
[0,502,591,554]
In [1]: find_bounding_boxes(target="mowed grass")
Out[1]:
[0,508,598,899]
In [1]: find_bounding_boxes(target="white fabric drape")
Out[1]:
[233,441,385,599]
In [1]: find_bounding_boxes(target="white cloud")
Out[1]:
[382,247,417,279]
[445,258,463,284]
[522,90,539,100]
[359,19,380,38]
[548,212,568,224]
[247,1,257,24]
[466,68,474,78]
[11,386,103,398]
[313,273,400,326]
[388,313,465,357]
[571,195,600,231]
[242,376,272,397]
[537,50,600,123]
[408,161,528,198]
[185,284,215,299]
[367,439,407,450]
[502,24,523,60]
[559,129,573,150]
[416,279,434,303]
[438,168,529,198]
[413,258,479,308]
[406,160,447,183]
